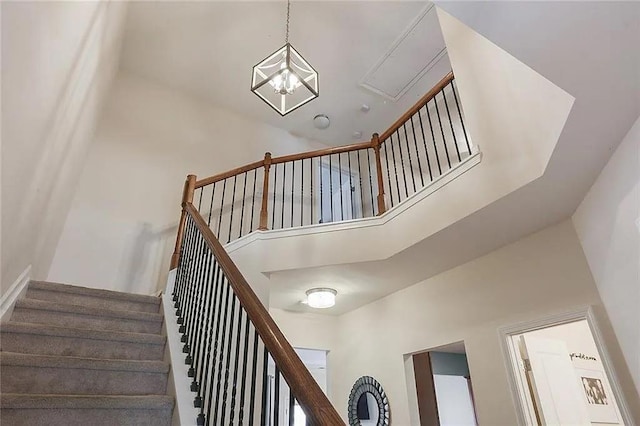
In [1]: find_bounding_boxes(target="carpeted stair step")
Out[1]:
[1,352,169,395]
[11,298,163,334]
[26,281,161,313]
[0,322,166,360]
[0,394,174,426]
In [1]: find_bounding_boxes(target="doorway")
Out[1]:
[318,160,362,223]
[412,342,478,426]
[500,308,631,425]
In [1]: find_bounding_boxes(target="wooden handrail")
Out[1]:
[184,202,345,426]
[379,71,454,142]
[194,159,265,189]
[270,140,372,165]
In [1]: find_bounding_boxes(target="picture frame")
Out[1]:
[575,367,620,424]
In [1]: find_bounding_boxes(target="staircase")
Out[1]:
[0,280,174,426]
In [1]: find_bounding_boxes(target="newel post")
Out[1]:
[170,174,197,269]
[371,133,387,215]
[258,152,272,230]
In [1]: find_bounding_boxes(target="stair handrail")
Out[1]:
[182,202,345,425]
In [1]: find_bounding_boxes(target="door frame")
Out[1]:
[498,305,633,426]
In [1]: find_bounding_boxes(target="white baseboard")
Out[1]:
[1,265,32,322]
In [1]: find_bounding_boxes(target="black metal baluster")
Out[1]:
[382,142,394,207]
[319,156,323,223]
[366,149,375,216]
[442,88,461,163]
[176,219,195,321]
[217,179,227,237]
[238,309,252,424]
[207,183,216,226]
[181,233,204,351]
[402,124,417,193]
[229,308,244,424]
[338,153,344,220]
[329,155,333,222]
[409,116,425,187]
[451,80,471,154]
[288,390,295,426]
[227,175,237,243]
[395,130,409,199]
[347,152,354,219]
[271,163,277,229]
[185,239,208,373]
[239,172,248,239]
[202,263,226,425]
[219,294,237,423]
[191,249,214,403]
[174,218,195,306]
[310,158,314,225]
[198,187,204,212]
[212,277,232,424]
[300,160,303,227]
[250,168,258,232]
[281,162,286,229]
[434,95,452,169]
[425,102,442,176]
[273,368,281,426]
[356,150,365,218]
[248,329,260,426]
[417,107,434,182]
[290,161,295,227]
[197,260,223,425]
[260,347,269,426]
[389,134,401,205]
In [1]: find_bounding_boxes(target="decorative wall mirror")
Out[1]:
[347,376,390,426]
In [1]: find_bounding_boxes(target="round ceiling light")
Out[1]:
[313,114,330,129]
[305,288,337,309]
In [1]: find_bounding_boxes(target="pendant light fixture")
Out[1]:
[251,0,319,116]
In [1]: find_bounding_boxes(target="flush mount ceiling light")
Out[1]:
[305,288,337,309]
[313,114,330,129]
[251,0,319,116]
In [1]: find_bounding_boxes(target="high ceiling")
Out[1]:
[120,1,449,146]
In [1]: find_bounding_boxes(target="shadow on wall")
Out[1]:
[117,220,177,295]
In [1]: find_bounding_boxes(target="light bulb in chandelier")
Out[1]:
[269,57,302,95]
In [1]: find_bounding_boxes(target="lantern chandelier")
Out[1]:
[251,0,319,116]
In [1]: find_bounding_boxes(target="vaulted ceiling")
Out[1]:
[120,1,450,145]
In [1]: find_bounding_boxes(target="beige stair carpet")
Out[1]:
[0,281,174,426]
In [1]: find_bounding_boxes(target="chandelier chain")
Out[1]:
[285,0,290,44]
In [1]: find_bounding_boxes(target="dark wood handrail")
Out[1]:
[378,71,454,142]
[195,159,265,189]
[270,140,372,165]
[183,202,345,426]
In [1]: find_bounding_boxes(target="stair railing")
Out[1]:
[173,202,344,425]
[170,72,475,269]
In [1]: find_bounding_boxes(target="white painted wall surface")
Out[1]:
[48,73,328,296]
[1,1,127,295]
[273,221,640,425]
[573,116,640,394]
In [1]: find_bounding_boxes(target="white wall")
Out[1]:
[573,115,640,395]
[47,72,328,296]
[273,220,640,425]
[1,1,127,294]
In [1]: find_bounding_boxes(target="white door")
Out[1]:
[521,335,591,425]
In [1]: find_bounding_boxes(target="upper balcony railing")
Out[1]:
[170,71,473,267]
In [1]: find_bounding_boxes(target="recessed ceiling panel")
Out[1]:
[360,4,447,101]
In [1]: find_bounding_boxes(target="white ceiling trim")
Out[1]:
[360,3,448,101]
